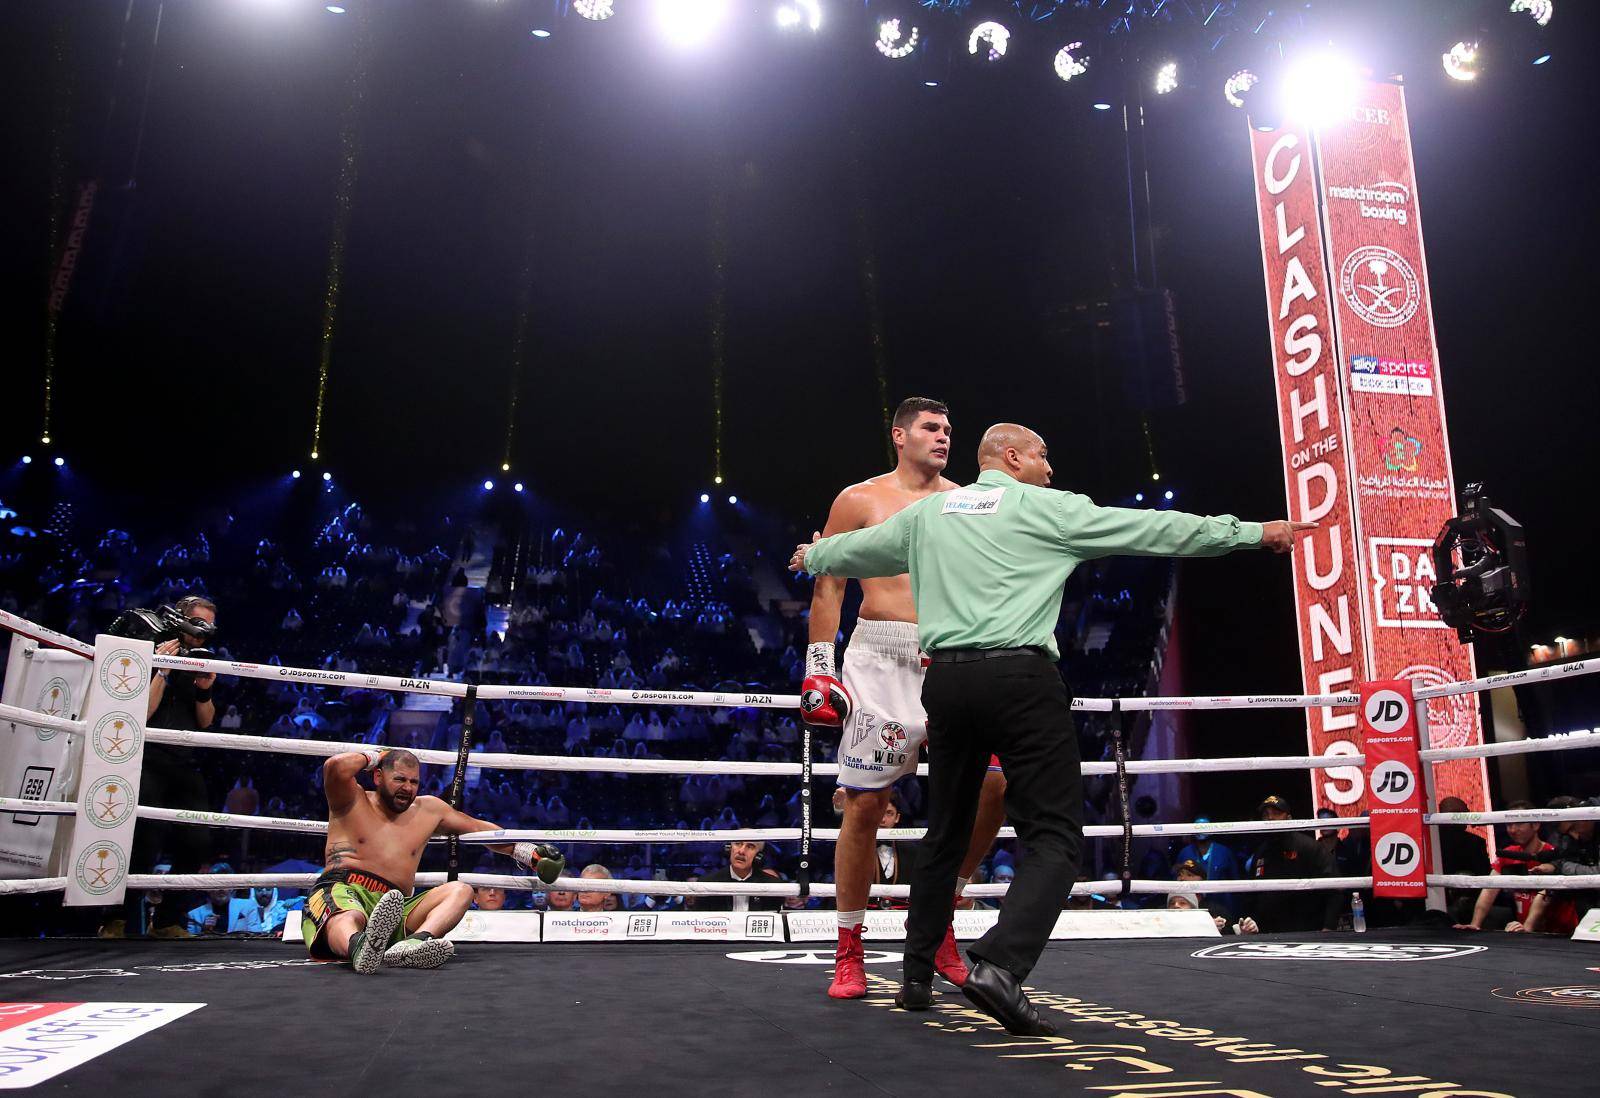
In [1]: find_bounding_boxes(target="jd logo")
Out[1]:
[1364,688,1411,734]
[1375,834,1419,876]
[1371,761,1415,806]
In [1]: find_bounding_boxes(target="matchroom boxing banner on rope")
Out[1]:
[1248,85,1489,822]
[1313,81,1488,822]
[1247,123,1370,812]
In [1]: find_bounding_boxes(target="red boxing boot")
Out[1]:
[828,924,868,999]
[934,923,969,987]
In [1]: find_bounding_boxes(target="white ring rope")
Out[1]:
[0,702,86,739]
[1420,729,1600,763]
[0,609,94,658]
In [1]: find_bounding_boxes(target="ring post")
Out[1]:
[797,721,813,897]
[446,684,478,883]
[1111,699,1133,905]
[1415,700,1447,911]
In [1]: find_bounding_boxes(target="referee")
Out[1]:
[791,423,1308,1036]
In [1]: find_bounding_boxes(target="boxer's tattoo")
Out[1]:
[325,842,357,869]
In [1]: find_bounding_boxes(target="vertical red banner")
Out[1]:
[1315,83,1489,819]
[1247,124,1370,810]
[1359,680,1428,898]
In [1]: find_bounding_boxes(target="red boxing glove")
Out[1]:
[801,642,852,728]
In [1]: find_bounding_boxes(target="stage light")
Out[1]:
[530,29,552,38]
[776,1,820,33]
[1443,41,1480,81]
[53,457,64,468]
[514,482,525,493]
[875,19,919,60]
[1135,492,1144,503]
[1053,42,1088,83]
[322,471,332,482]
[574,0,614,20]
[40,435,50,445]
[1511,0,1553,27]
[1154,61,1179,95]
[656,0,728,48]
[714,475,723,485]
[699,493,711,504]
[968,21,1009,62]
[1151,472,1161,481]
[501,462,511,472]
[483,480,495,491]
[728,495,738,505]
[1281,52,1361,126]
[1164,489,1174,501]
[325,5,345,13]
[1533,53,1551,64]
[1223,69,1258,109]
[924,81,939,88]
[1092,101,1112,110]
[292,469,302,479]
[311,450,320,460]
[21,456,32,465]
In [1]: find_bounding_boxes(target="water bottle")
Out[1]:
[1351,892,1367,934]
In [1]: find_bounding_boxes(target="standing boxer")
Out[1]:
[803,396,1008,1000]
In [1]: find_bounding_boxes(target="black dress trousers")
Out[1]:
[903,651,1084,983]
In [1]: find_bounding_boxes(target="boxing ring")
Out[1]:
[2,607,1597,1096]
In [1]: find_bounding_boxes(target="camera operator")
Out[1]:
[102,595,221,938]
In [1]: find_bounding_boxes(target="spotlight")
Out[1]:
[325,5,345,13]
[1164,489,1175,501]
[1053,42,1088,83]
[311,450,320,459]
[699,493,711,504]
[514,482,525,493]
[501,462,511,472]
[21,456,32,465]
[322,471,332,482]
[727,495,738,505]
[1092,101,1113,110]
[1135,492,1144,502]
[40,435,50,445]
[1281,52,1362,127]
[776,0,820,32]
[53,457,65,468]
[1154,61,1179,95]
[1533,53,1551,64]
[875,19,919,60]
[483,480,495,491]
[1443,41,1480,81]
[574,0,614,20]
[1151,472,1161,482]
[924,81,939,88]
[968,21,1009,62]
[656,0,728,48]
[1223,69,1258,109]
[530,28,552,38]
[292,469,302,479]
[1511,0,1553,27]
[714,475,723,485]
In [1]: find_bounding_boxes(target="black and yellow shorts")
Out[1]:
[302,868,428,959]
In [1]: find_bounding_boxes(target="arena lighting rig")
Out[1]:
[333,0,1561,109]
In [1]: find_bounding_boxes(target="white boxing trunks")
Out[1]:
[837,619,927,790]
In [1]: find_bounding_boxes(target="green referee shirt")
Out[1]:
[803,469,1263,659]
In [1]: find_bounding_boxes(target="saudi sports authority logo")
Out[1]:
[74,841,129,896]
[92,712,143,764]
[1340,245,1420,329]
[34,677,72,740]
[100,649,150,700]
[84,776,135,829]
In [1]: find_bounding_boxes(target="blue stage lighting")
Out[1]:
[53,457,65,468]
[322,471,332,482]
[1135,492,1144,502]
[514,482,525,493]
[699,493,710,504]
[292,470,302,479]
[1093,101,1112,111]
[21,456,31,465]
[483,480,495,491]
[530,28,552,38]
[1164,489,1174,501]
[728,495,738,505]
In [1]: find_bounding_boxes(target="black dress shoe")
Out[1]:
[895,980,933,1012]
[960,960,1058,1037]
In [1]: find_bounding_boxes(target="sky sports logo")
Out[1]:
[1350,354,1434,397]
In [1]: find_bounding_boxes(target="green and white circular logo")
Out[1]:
[74,841,128,896]
[34,677,73,740]
[84,776,135,830]
[100,650,149,701]
[91,712,142,764]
